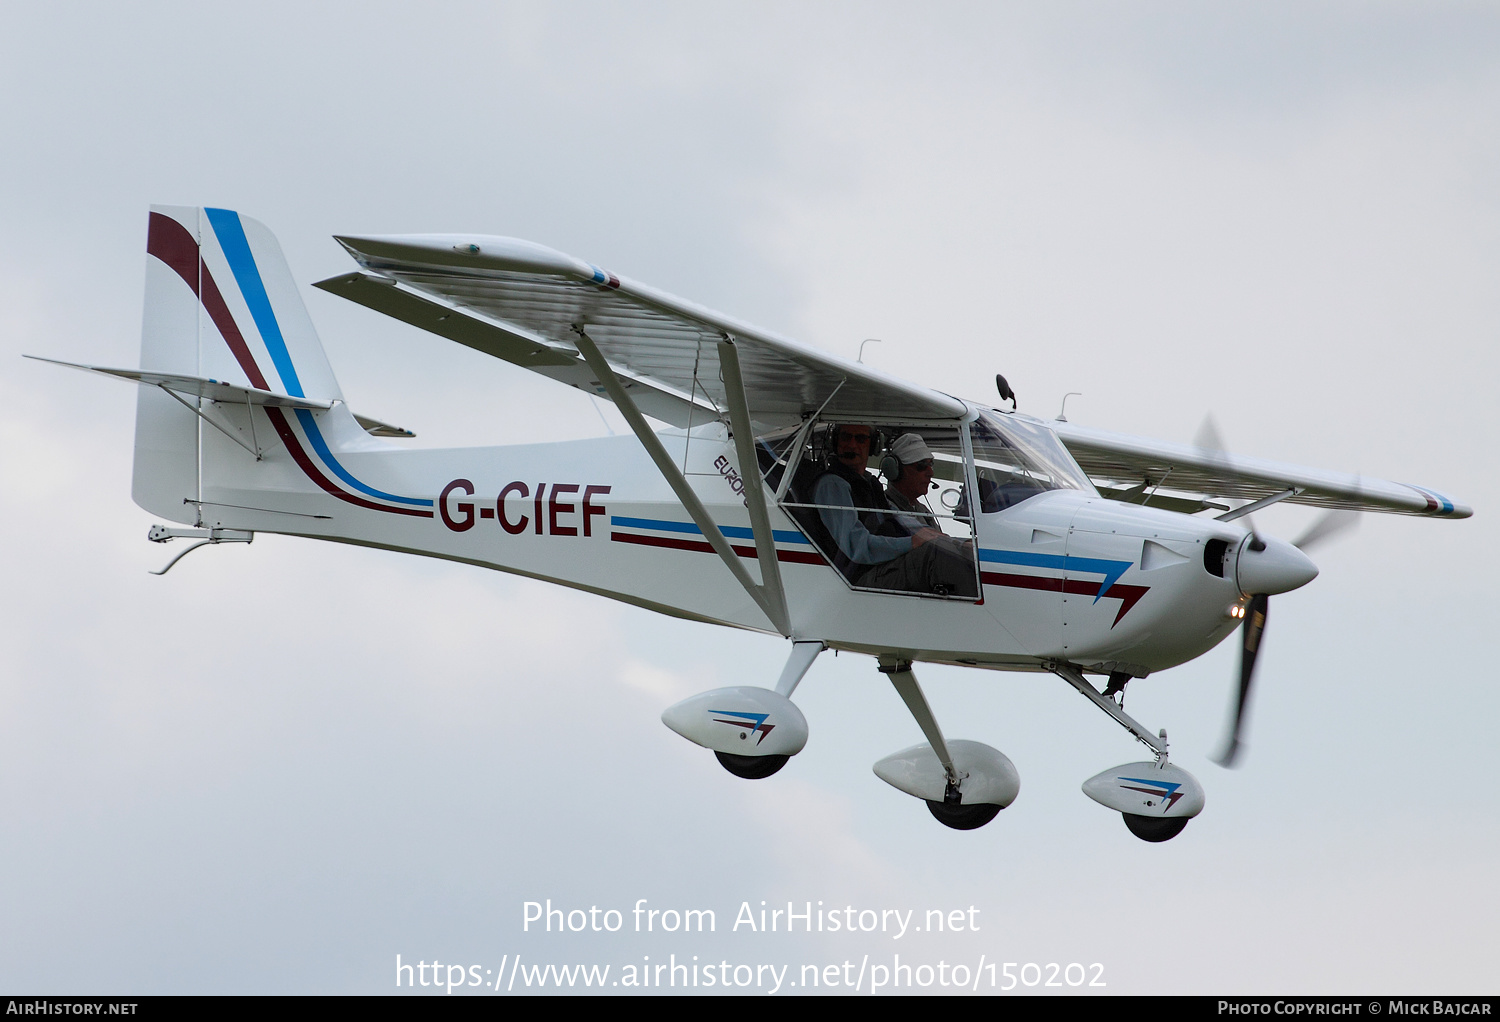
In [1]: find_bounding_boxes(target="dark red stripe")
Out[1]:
[980,571,1148,626]
[263,408,433,518]
[1101,583,1148,625]
[981,570,1062,594]
[147,212,270,390]
[146,212,200,295]
[613,532,1149,621]
[774,549,826,565]
[199,266,270,390]
[611,531,823,564]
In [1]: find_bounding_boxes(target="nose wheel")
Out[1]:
[1053,663,1206,843]
[1121,813,1190,843]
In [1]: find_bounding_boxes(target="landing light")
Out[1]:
[1227,603,1246,620]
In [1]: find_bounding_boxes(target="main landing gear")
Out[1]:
[660,641,824,780]
[871,658,1019,831]
[663,640,1203,842]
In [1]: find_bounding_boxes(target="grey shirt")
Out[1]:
[885,486,937,534]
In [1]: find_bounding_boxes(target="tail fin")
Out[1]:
[133,206,345,522]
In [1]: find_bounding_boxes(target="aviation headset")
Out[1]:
[880,432,934,484]
[880,452,904,482]
[820,423,886,466]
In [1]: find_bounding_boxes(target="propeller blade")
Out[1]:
[1292,509,1359,552]
[1196,414,1265,535]
[1193,414,1227,457]
[1213,592,1269,768]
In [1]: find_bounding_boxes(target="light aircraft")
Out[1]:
[35,206,1472,841]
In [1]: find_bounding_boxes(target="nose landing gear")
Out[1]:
[1121,813,1190,843]
[1052,662,1206,843]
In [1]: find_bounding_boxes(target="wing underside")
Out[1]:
[317,233,964,431]
[1051,419,1470,518]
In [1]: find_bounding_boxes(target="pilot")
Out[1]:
[811,425,976,597]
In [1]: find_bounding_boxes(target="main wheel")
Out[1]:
[925,799,1002,831]
[1122,813,1189,842]
[715,751,789,779]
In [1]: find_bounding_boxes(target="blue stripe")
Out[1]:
[611,515,809,545]
[1411,484,1455,515]
[204,209,431,509]
[293,410,432,506]
[978,548,1131,601]
[205,208,304,398]
[1118,776,1182,795]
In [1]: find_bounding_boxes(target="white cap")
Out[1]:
[889,432,933,464]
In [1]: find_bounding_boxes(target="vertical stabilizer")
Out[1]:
[132,206,347,523]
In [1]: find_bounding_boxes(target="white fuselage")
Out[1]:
[191,405,1250,678]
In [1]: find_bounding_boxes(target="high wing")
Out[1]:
[316,234,964,431]
[315,231,1468,522]
[1052,419,1472,519]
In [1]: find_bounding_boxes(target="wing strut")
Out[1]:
[716,337,789,632]
[572,329,791,636]
[1215,487,1301,522]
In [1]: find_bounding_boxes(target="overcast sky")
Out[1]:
[1,2,1496,995]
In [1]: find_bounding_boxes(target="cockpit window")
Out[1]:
[967,411,1096,513]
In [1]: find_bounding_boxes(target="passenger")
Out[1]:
[811,425,976,597]
[883,432,939,530]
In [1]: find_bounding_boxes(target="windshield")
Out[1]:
[967,410,1096,512]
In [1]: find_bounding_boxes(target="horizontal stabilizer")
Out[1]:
[27,355,333,409]
[27,355,414,437]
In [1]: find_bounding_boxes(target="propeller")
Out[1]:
[1214,593,1267,767]
[1211,507,1358,767]
[1292,508,1359,551]
[1197,413,1360,767]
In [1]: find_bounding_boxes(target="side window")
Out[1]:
[775,422,979,601]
